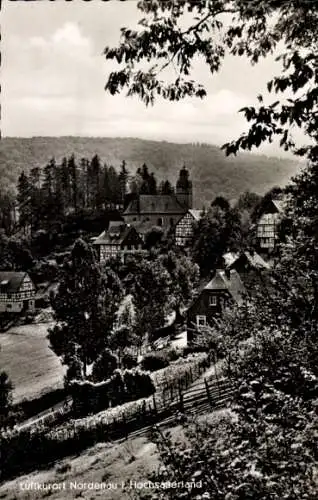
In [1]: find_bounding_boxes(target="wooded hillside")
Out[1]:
[0,137,301,207]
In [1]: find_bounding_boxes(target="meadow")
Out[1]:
[0,322,65,403]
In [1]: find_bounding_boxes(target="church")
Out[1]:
[123,167,193,233]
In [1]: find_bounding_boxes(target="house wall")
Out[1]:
[0,274,36,313]
[175,213,195,246]
[187,290,228,342]
[257,212,281,249]
[99,244,121,263]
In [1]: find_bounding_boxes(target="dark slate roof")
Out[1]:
[93,222,141,246]
[0,272,28,293]
[205,269,246,304]
[124,194,186,215]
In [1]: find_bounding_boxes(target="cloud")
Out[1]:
[2,5,291,156]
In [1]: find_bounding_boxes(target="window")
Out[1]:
[209,295,217,306]
[196,315,206,327]
[157,217,163,227]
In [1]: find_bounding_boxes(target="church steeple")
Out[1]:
[176,166,193,209]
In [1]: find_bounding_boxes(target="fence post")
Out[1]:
[204,378,213,408]
[178,380,184,413]
[214,352,220,396]
[123,413,128,440]
[153,394,158,416]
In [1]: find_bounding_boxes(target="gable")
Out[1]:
[121,227,143,247]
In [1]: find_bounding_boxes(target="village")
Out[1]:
[1,1,317,498]
[0,163,284,417]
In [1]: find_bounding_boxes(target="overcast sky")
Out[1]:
[2,1,293,156]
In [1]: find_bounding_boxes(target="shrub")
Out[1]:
[70,369,155,417]
[91,349,118,383]
[121,348,138,369]
[141,353,170,372]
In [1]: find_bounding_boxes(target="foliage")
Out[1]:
[118,254,172,343]
[141,352,170,372]
[192,200,242,274]
[121,348,138,370]
[159,250,200,313]
[0,138,298,216]
[146,158,318,499]
[48,238,123,378]
[104,0,318,162]
[0,370,14,429]
[91,348,119,383]
[70,368,155,417]
[0,230,34,271]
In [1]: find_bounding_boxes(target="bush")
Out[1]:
[121,348,138,369]
[70,369,155,417]
[91,349,118,383]
[141,352,170,372]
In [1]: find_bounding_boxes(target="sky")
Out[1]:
[2,0,293,156]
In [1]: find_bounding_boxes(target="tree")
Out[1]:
[104,1,318,161]
[192,202,242,275]
[118,160,129,204]
[17,171,31,231]
[121,254,172,344]
[0,370,13,429]
[235,191,262,214]
[68,154,78,213]
[89,154,102,210]
[48,239,122,378]
[91,348,118,383]
[159,250,200,319]
[147,163,318,499]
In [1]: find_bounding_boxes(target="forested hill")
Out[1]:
[0,137,301,207]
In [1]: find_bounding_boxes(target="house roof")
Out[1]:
[188,209,202,220]
[93,222,140,246]
[124,194,186,215]
[205,269,246,304]
[0,271,29,293]
[272,199,285,213]
[223,251,271,270]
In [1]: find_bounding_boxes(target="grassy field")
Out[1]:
[0,322,65,404]
[0,410,229,500]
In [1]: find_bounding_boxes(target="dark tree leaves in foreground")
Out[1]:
[104,0,318,161]
[144,161,318,499]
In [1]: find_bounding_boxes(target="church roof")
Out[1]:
[124,194,186,215]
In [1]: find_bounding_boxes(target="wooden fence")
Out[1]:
[1,368,234,482]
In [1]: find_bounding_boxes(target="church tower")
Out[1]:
[176,166,193,209]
